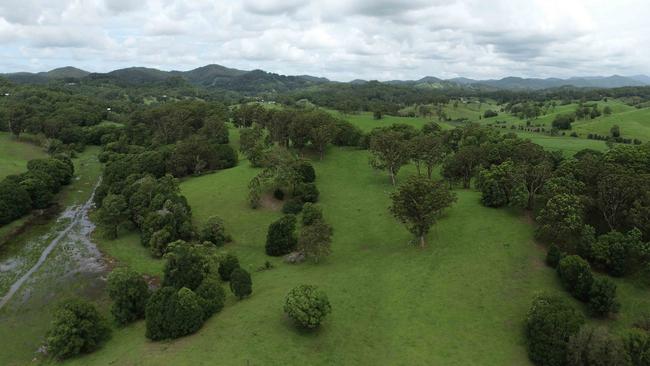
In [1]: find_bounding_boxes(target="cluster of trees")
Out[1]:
[0,155,74,225]
[525,294,650,366]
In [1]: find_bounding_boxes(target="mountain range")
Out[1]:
[1,64,649,92]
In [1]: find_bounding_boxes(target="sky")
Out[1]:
[0,0,649,81]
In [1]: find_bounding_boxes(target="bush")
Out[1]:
[145,287,204,340]
[218,253,240,281]
[623,329,650,366]
[107,268,150,325]
[230,268,252,299]
[265,215,297,256]
[567,326,630,366]
[546,245,564,268]
[557,255,594,301]
[273,188,285,200]
[301,203,323,226]
[282,198,304,214]
[195,277,226,320]
[297,161,316,183]
[552,114,575,130]
[333,120,363,147]
[588,277,620,317]
[199,216,231,246]
[162,242,209,291]
[213,144,238,169]
[46,299,110,360]
[525,294,585,366]
[294,182,319,203]
[483,110,498,118]
[284,285,331,329]
[592,229,643,277]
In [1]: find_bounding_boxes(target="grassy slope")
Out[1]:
[574,107,650,141]
[0,132,47,180]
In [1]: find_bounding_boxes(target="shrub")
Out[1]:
[195,277,226,320]
[525,294,585,366]
[623,329,650,366]
[46,299,110,360]
[199,216,231,246]
[218,253,240,281]
[483,110,498,118]
[284,285,332,329]
[592,229,644,277]
[265,215,297,256]
[162,242,209,291]
[230,268,252,299]
[145,287,204,340]
[546,245,564,268]
[107,268,150,325]
[213,144,238,169]
[294,183,319,203]
[0,179,32,224]
[301,203,323,226]
[273,188,285,200]
[557,255,594,301]
[297,161,316,183]
[567,326,630,366]
[332,120,364,147]
[588,277,620,317]
[282,199,304,214]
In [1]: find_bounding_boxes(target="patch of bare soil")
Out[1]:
[259,193,283,211]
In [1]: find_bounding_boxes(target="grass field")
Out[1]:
[0,132,47,180]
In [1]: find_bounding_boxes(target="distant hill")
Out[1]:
[459,75,649,90]
[0,66,90,84]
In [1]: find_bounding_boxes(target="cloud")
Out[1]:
[0,0,648,80]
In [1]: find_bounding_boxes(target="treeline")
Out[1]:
[0,155,74,225]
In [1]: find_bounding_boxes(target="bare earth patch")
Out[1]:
[259,193,283,211]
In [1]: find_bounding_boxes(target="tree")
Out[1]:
[46,299,110,360]
[591,229,644,276]
[603,106,613,116]
[567,326,631,366]
[162,242,209,291]
[284,285,331,329]
[218,253,240,281]
[409,134,447,178]
[536,194,584,243]
[525,294,585,366]
[239,125,269,167]
[298,219,333,263]
[546,245,564,268]
[441,145,484,188]
[623,329,650,366]
[301,203,323,226]
[145,287,204,340]
[477,160,524,208]
[98,194,129,239]
[369,130,410,186]
[557,255,594,302]
[588,277,620,317]
[597,174,640,231]
[230,268,252,299]
[611,124,621,138]
[107,268,150,325]
[199,215,231,246]
[195,277,226,320]
[265,215,297,256]
[0,179,32,224]
[390,175,457,248]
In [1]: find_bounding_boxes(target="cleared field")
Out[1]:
[0,132,47,180]
[574,107,650,141]
[329,110,454,132]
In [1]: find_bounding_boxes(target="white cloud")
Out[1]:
[0,0,648,80]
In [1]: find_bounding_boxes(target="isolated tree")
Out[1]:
[107,268,150,325]
[229,268,252,299]
[369,130,410,186]
[610,124,621,138]
[284,285,331,329]
[298,219,333,263]
[46,299,110,360]
[525,294,585,366]
[567,326,630,366]
[218,253,240,281]
[390,175,457,248]
[98,194,129,239]
[265,215,298,256]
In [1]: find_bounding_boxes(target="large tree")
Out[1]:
[390,175,457,248]
[409,134,447,179]
[369,130,410,186]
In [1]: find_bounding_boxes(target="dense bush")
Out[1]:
[162,242,209,291]
[199,215,231,246]
[145,287,204,340]
[552,114,575,130]
[297,161,316,183]
[301,203,323,226]
[46,299,110,360]
[588,277,620,317]
[623,329,650,366]
[332,120,364,147]
[265,215,298,256]
[592,229,645,277]
[273,188,285,200]
[282,198,304,214]
[483,110,498,118]
[107,268,150,325]
[230,268,252,299]
[218,253,240,281]
[195,277,226,320]
[284,285,331,329]
[567,326,630,366]
[525,294,585,366]
[294,182,319,203]
[557,255,594,302]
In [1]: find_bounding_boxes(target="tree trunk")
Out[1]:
[390,170,396,186]
[427,166,433,179]
[420,235,426,248]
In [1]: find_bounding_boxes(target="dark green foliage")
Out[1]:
[525,294,585,366]
[623,329,650,366]
[557,255,594,302]
[298,219,333,263]
[19,175,53,209]
[273,188,285,200]
[27,158,73,186]
[483,110,498,118]
[145,287,204,340]
[301,203,323,226]
[282,199,304,214]
[294,182,319,203]
[0,178,32,224]
[107,268,150,325]
[98,194,129,239]
[162,242,209,291]
[284,285,331,328]
[229,268,252,299]
[297,161,316,183]
[591,229,645,277]
[332,120,364,147]
[265,215,297,256]
[536,194,584,244]
[199,215,231,246]
[477,160,523,208]
[546,245,564,268]
[195,277,226,320]
[218,253,240,281]
[567,326,630,366]
[167,135,237,177]
[552,114,575,130]
[588,277,620,317]
[46,299,110,360]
